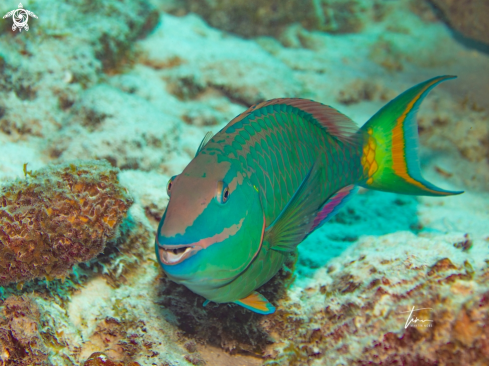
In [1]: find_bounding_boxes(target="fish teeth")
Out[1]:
[160,246,192,264]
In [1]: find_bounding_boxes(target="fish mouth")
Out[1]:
[157,243,202,266]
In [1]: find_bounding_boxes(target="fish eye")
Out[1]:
[217,181,230,204]
[167,175,177,197]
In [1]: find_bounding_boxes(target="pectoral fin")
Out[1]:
[267,161,323,253]
[203,300,210,307]
[234,291,275,314]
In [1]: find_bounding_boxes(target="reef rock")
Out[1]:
[0,295,48,366]
[0,160,132,285]
[264,232,489,365]
[430,0,489,45]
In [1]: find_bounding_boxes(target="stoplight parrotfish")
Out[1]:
[155,76,463,315]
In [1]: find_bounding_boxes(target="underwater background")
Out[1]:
[0,0,488,365]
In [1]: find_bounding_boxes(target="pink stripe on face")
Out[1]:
[158,218,245,266]
[191,218,244,249]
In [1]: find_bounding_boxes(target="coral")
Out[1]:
[368,38,405,72]
[184,353,206,366]
[83,207,154,288]
[0,295,48,366]
[408,0,440,23]
[84,352,140,366]
[0,160,132,285]
[262,232,489,365]
[429,0,489,45]
[183,340,198,353]
[419,97,489,163]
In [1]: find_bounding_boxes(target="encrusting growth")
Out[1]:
[0,295,48,365]
[0,160,133,285]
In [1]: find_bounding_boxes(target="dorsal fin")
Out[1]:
[227,98,359,143]
[195,131,214,157]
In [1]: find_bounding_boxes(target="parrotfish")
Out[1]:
[155,76,462,314]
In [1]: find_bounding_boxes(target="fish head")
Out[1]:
[155,153,264,293]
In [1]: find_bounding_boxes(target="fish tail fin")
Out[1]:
[358,75,463,196]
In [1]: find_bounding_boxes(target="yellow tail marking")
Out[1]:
[361,128,378,184]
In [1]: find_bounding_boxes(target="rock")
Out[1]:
[173,0,382,38]
[430,0,489,45]
[264,232,489,365]
[0,295,48,365]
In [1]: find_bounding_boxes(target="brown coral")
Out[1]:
[0,295,48,366]
[0,160,133,285]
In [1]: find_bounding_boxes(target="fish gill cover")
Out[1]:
[0,0,488,365]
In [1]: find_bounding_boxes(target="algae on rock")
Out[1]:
[263,232,489,365]
[0,295,49,366]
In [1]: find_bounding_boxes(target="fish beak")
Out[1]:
[157,243,202,265]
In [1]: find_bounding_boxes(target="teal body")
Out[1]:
[156,77,462,314]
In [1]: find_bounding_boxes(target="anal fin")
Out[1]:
[234,292,275,314]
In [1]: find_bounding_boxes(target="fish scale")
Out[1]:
[209,103,361,235]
